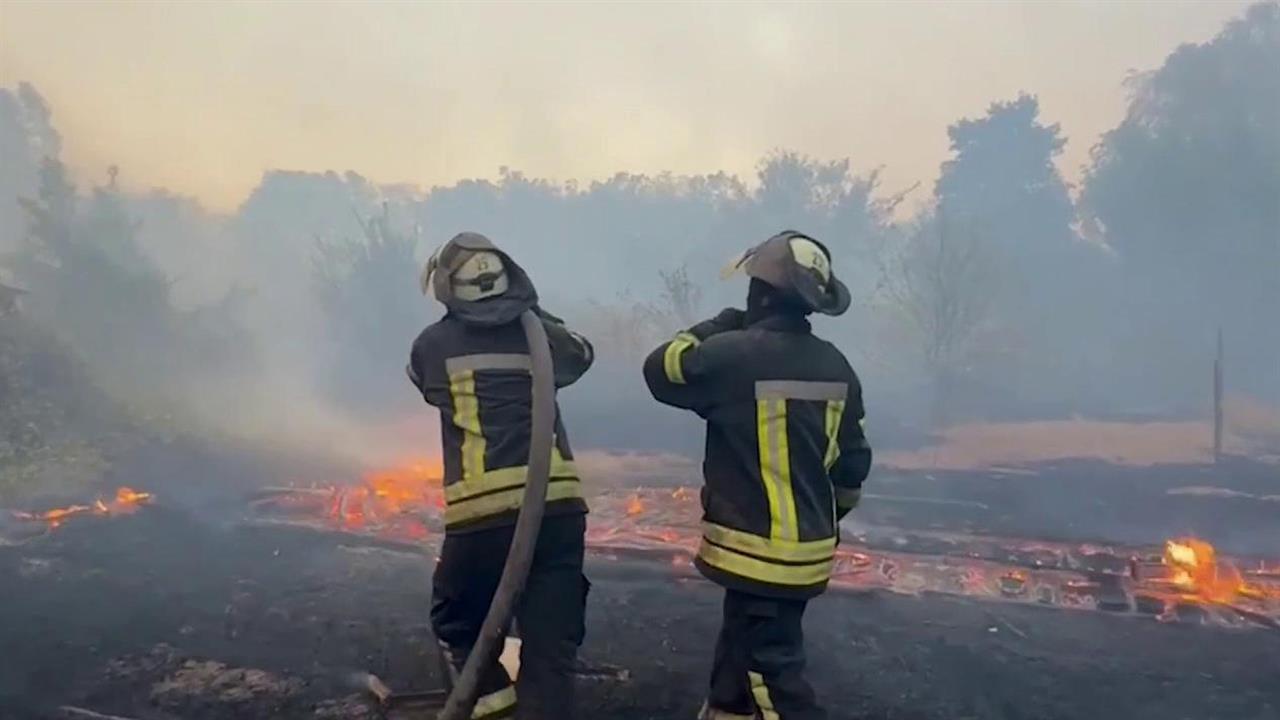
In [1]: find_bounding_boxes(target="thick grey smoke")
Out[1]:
[1,2,1276,469]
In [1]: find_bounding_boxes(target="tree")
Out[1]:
[0,83,62,255]
[1081,1,1280,404]
[656,264,702,327]
[15,161,175,376]
[237,153,900,445]
[312,203,425,416]
[16,157,76,262]
[936,94,1085,310]
[750,151,897,282]
[922,94,1118,416]
[879,212,1001,425]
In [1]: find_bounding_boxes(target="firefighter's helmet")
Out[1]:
[722,230,851,316]
[421,234,510,302]
[449,250,509,301]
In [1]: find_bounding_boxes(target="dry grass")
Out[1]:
[882,400,1280,470]
[576,450,700,489]
[582,400,1280,476]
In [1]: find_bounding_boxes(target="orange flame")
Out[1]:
[320,458,444,537]
[110,487,152,514]
[363,461,442,510]
[14,487,155,530]
[1163,537,1246,602]
[16,504,93,529]
[625,494,646,517]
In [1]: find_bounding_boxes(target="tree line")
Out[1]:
[1,2,1275,449]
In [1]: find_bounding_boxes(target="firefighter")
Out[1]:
[643,230,872,720]
[408,232,594,720]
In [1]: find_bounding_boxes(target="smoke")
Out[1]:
[0,2,1276,471]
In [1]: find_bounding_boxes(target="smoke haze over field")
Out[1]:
[0,1,1254,210]
[1,2,1277,469]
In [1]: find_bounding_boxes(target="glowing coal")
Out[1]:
[12,487,154,531]
[244,468,1280,630]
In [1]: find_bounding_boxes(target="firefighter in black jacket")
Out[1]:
[408,232,594,720]
[643,231,872,720]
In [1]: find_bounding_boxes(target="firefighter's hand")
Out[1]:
[688,308,745,341]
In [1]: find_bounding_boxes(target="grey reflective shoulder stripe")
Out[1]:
[445,353,533,374]
[755,380,848,401]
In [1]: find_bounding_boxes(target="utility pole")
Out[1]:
[1213,329,1224,464]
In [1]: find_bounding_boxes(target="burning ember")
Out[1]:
[1161,537,1262,604]
[13,487,153,530]
[249,459,444,541]
[625,494,646,517]
[332,460,444,537]
[248,475,1280,630]
[999,570,1030,597]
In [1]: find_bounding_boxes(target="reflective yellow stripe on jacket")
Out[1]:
[444,477,582,527]
[446,353,539,484]
[663,332,700,384]
[443,452,582,527]
[698,521,836,587]
[756,395,796,541]
[698,380,850,588]
[754,381,846,543]
[444,352,583,528]
[449,369,485,482]
[445,452,579,503]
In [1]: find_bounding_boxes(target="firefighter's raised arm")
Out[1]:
[831,370,872,520]
[642,308,743,414]
[537,308,595,388]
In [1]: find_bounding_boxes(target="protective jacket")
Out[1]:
[644,309,871,599]
[409,239,593,534]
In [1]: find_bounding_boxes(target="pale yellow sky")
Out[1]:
[0,0,1252,211]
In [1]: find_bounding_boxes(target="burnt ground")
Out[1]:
[3,505,1278,720]
[854,457,1280,557]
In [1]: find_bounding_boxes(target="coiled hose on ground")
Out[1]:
[438,310,556,720]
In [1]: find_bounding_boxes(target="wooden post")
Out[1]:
[1213,329,1224,464]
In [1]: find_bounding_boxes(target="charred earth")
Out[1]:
[4,455,1279,720]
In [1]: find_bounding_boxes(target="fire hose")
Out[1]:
[437,309,556,720]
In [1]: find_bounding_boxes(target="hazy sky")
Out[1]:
[0,0,1252,211]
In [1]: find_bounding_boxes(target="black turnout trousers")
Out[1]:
[431,513,588,720]
[707,588,826,720]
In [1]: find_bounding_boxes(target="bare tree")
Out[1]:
[311,202,424,416]
[879,212,999,425]
[582,290,672,365]
[657,263,702,327]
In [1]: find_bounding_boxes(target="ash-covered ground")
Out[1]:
[851,457,1280,558]
[3,489,1278,720]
